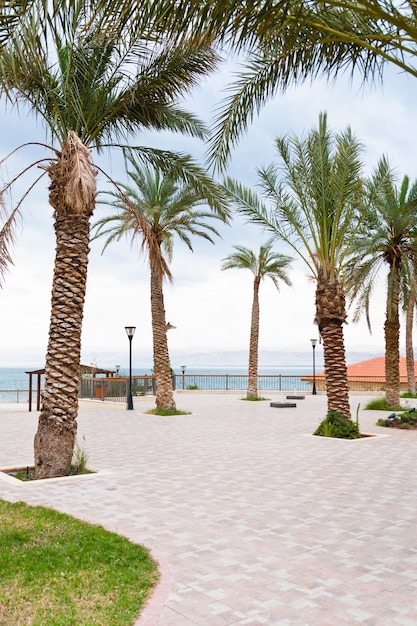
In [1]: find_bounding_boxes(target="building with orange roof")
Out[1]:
[302,356,417,393]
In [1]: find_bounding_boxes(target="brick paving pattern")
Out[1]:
[1,393,416,625]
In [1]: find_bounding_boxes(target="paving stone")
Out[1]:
[1,394,417,624]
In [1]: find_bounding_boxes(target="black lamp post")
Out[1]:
[181,365,186,389]
[311,338,317,395]
[125,326,136,410]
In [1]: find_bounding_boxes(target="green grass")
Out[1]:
[0,500,159,625]
[241,396,268,401]
[365,398,404,411]
[146,408,191,416]
[400,391,417,398]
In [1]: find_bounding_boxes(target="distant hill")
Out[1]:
[6,345,384,370]
[166,348,383,369]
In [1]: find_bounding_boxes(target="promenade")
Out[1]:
[1,392,417,625]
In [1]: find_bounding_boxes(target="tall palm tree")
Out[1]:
[225,113,364,419]
[345,162,417,407]
[221,239,292,399]
[93,155,228,411]
[0,0,221,477]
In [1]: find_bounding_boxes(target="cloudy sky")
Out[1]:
[1,58,416,369]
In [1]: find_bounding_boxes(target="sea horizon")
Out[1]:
[0,364,315,390]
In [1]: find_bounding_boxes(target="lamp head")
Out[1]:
[125,326,136,338]
[310,338,317,348]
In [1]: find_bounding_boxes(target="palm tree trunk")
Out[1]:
[247,277,260,398]
[150,266,176,410]
[385,266,401,407]
[34,133,96,478]
[405,290,416,396]
[316,271,351,419]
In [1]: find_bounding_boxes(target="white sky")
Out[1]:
[1,60,416,369]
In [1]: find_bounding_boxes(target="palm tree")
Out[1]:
[345,162,417,407]
[0,0,221,477]
[225,113,364,419]
[93,156,228,410]
[221,239,292,399]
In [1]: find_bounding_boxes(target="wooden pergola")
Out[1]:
[26,364,117,411]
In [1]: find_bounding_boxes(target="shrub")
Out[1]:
[365,398,403,411]
[314,411,361,439]
[378,408,417,428]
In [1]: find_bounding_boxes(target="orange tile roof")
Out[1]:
[306,356,417,381]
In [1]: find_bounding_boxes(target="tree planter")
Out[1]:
[0,466,96,482]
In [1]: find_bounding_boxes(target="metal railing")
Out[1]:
[79,373,310,401]
[1,374,409,405]
[0,389,32,403]
[79,376,156,402]
[175,373,310,392]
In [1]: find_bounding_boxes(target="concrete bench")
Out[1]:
[270,402,297,408]
[286,395,305,400]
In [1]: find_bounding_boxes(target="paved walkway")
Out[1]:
[1,393,417,625]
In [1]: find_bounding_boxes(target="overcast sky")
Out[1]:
[1,59,416,369]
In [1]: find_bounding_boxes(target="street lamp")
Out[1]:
[125,326,136,410]
[181,365,186,390]
[310,338,317,395]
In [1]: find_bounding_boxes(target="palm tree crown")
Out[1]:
[221,239,292,289]
[96,155,227,282]
[0,0,216,147]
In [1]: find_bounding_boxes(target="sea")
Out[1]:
[0,366,313,402]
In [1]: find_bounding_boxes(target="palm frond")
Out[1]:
[0,203,22,287]
[94,154,226,283]
[221,237,292,290]
[208,0,415,169]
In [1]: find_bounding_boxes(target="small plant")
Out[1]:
[70,436,93,475]
[401,391,417,398]
[365,398,403,411]
[314,411,361,439]
[242,396,268,401]
[320,418,335,437]
[146,408,191,416]
[186,384,199,390]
